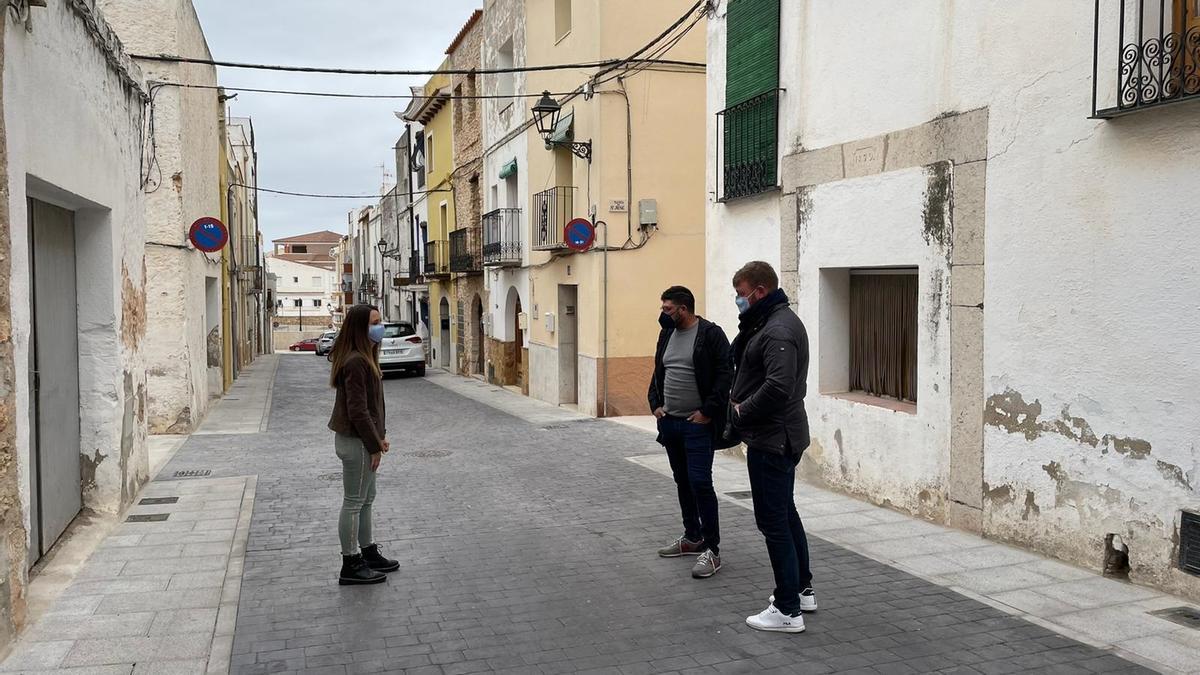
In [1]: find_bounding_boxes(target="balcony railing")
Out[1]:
[449,228,483,274]
[483,208,522,267]
[716,88,781,201]
[424,240,450,278]
[531,186,576,251]
[408,251,422,284]
[1093,0,1200,118]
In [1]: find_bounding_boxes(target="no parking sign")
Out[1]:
[188,217,229,253]
[563,218,595,252]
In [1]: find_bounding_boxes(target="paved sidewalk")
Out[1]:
[194,356,278,436]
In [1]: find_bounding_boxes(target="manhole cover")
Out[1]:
[725,491,753,500]
[406,450,452,458]
[1150,606,1200,630]
[319,472,342,482]
[139,497,178,505]
[126,513,169,522]
[173,469,212,478]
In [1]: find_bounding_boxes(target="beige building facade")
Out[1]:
[482,0,708,416]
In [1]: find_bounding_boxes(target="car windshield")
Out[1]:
[383,323,415,338]
[321,332,336,339]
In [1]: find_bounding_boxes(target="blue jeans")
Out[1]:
[748,447,812,615]
[659,416,720,554]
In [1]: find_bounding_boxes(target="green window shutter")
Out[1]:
[725,0,780,107]
[721,0,780,200]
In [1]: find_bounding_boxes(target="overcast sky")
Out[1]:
[192,1,482,246]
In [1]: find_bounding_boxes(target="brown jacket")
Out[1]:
[327,354,386,454]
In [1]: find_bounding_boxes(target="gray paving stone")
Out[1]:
[145,356,1154,675]
[132,659,209,675]
[60,634,211,667]
[25,612,155,641]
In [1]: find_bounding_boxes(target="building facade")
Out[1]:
[2,0,152,646]
[706,0,1200,599]
[485,0,709,416]
[223,116,265,377]
[99,0,223,434]
[403,68,456,371]
[449,11,487,378]
[480,0,531,392]
[266,230,341,336]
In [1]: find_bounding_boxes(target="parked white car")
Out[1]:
[316,330,338,356]
[378,322,425,377]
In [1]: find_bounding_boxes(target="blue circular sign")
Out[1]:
[189,217,229,253]
[564,218,595,252]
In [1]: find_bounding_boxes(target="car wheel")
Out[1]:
[416,365,426,377]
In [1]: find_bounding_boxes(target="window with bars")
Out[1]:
[849,270,919,403]
[717,0,781,201]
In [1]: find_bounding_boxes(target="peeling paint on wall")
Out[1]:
[985,388,1154,460]
[120,261,146,351]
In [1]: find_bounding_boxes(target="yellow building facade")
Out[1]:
[407,68,458,370]
[506,0,708,416]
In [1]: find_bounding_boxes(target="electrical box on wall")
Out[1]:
[517,312,528,330]
[639,199,658,228]
[544,312,556,334]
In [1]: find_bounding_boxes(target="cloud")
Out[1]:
[193,0,482,245]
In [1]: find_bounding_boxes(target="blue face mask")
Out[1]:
[367,323,386,344]
[735,295,751,315]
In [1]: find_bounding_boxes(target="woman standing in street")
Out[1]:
[327,304,400,585]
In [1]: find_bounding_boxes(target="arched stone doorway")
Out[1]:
[438,295,451,370]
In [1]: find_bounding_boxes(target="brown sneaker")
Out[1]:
[657,535,705,557]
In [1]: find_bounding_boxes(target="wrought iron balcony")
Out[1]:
[359,273,377,293]
[1093,0,1200,117]
[716,88,781,201]
[483,208,522,267]
[531,186,575,251]
[449,228,483,274]
[408,251,422,284]
[424,240,450,278]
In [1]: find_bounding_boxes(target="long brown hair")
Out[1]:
[329,304,382,386]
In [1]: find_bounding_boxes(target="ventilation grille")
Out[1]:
[1182,511,1200,576]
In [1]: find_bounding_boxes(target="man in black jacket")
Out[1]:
[648,286,732,579]
[729,262,816,633]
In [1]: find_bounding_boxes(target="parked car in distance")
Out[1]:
[316,330,338,356]
[289,338,319,352]
[378,322,425,377]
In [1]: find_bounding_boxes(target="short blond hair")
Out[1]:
[732,261,778,290]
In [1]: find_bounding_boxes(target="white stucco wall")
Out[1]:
[796,168,953,517]
[708,0,1200,596]
[5,0,151,536]
[703,0,781,338]
[98,0,221,434]
[266,256,337,323]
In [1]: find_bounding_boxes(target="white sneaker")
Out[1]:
[745,604,806,633]
[768,588,818,612]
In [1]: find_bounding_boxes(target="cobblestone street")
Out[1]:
[3,355,1187,674]
[181,357,1151,674]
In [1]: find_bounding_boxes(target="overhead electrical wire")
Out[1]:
[186,0,709,205]
[230,184,451,200]
[148,81,580,101]
[131,53,704,76]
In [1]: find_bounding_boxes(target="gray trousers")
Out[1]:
[335,433,377,555]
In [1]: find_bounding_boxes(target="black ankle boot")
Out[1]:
[339,553,386,585]
[360,543,400,573]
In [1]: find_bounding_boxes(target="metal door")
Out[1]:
[558,285,577,404]
[27,198,82,566]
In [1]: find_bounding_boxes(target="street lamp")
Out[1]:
[376,238,388,256]
[532,91,591,162]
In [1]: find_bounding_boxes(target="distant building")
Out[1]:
[265,231,342,331]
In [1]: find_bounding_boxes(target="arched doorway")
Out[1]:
[472,294,484,375]
[438,295,451,370]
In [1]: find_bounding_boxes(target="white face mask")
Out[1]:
[735,295,751,315]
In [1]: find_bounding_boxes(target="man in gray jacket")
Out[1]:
[729,261,816,633]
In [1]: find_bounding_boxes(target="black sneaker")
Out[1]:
[339,554,386,585]
[361,543,400,573]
